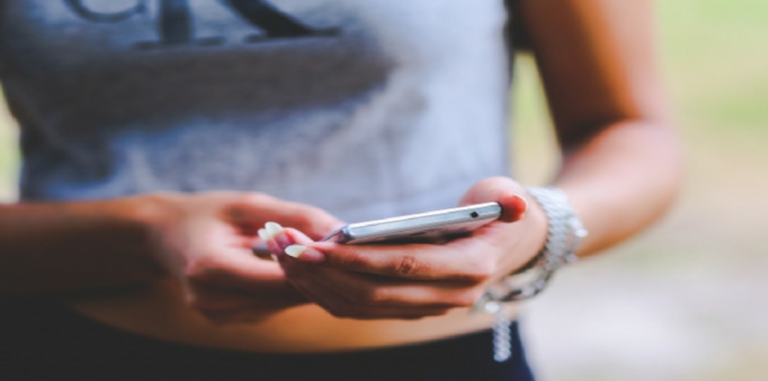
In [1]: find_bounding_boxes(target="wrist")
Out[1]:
[0,196,173,295]
[130,191,195,262]
[107,193,186,278]
[492,189,549,279]
[515,191,550,273]
[482,187,588,303]
[121,192,183,229]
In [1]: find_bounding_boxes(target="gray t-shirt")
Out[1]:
[0,0,512,222]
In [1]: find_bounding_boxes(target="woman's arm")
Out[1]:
[0,192,343,323]
[517,0,682,255]
[0,196,167,296]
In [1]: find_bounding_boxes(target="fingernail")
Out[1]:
[258,228,271,242]
[516,194,529,217]
[284,245,305,258]
[284,245,325,263]
[265,222,284,236]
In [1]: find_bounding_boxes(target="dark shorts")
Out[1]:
[1,298,535,381]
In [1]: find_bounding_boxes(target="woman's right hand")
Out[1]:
[142,192,343,325]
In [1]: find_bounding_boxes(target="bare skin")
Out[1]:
[1,0,680,352]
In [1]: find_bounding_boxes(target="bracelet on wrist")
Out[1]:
[473,186,588,362]
[479,186,587,304]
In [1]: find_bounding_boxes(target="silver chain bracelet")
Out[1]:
[474,186,588,362]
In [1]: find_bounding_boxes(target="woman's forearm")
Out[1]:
[0,196,168,296]
[514,0,681,257]
[553,119,682,256]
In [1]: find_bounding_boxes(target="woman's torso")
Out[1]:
[0,0,516,351]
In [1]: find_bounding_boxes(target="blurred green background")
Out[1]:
[0,1,766,380]
[512,1,768,381]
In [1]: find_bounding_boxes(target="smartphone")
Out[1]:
[322,202,502,245]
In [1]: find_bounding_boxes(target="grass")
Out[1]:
[659,0,768,135]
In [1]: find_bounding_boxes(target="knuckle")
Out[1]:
[391,255,423,277]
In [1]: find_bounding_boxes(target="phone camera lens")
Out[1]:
[470,212,479,218]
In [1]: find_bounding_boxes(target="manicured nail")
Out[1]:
[284,245,325,263]
[501,193,529,222]
[265,222,284,237]
[284,245,306,258]
[516,194,529,218]
[258,228,271,242]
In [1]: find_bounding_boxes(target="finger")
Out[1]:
[284,264,452,320]
[283,259,483,309]
[280,239,495,282]
[258,224,311,260]
[282,227,316,245]
[187,246,295,293]
[459,177,528,222]
[262,231,285,257]
[226,195,344,239]
[284,271,352,315]
[277,228,326,263]
[292,280,452,320]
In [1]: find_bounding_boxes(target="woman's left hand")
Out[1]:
[266,177,548,320]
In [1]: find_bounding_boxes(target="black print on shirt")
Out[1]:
[63,0,339,49]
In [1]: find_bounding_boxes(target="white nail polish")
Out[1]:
[265,222,284,237]
[285,245,307,258]
[258,228,271,242]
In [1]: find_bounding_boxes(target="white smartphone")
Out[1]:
[322,202,502,245]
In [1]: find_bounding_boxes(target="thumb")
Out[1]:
[459,177,528,223]
[227,194,344,240]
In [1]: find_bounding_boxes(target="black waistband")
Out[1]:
[1,297,535,381]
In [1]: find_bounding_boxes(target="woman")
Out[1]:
[0,0,680,379]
